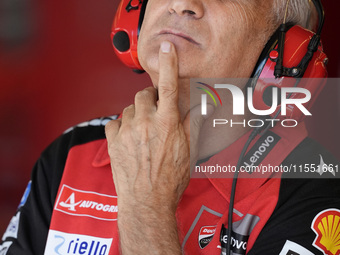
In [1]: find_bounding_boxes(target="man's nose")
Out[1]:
[168,0,204,18]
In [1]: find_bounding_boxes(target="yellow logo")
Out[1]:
[312,209,340,255]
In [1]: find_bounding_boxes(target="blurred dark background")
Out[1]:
[0,0,339,234]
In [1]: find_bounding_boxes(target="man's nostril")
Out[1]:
[184,10,196,15]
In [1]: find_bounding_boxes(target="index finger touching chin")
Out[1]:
[157,41,179,115]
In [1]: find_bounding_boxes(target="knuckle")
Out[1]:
[135,88,154,103]
[105,120,119,135]
[104,119,114,130]
[119,124,132,139]
[134,121,148,135]
[160,83,178,98]
[122,104,134,116]
[155,114,179,132]
[134,91,146,102]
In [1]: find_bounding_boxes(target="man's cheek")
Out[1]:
[138,43,160,74]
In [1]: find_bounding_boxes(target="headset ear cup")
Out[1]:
[250,27,281,82]
[251,25,327,123]
[111,0,147,71]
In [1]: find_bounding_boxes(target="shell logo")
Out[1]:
[311,209,340,255]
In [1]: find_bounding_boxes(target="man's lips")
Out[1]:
[159,30,200,45]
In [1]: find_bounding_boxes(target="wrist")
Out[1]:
[117,203,181,255]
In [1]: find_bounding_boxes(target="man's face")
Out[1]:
[138,0,276,81]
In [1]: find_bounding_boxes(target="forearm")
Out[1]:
[118,204,182,255]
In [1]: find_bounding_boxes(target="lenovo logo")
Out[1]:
[241,131,281,171]
[243,135,275,167]
[55,185,118,221]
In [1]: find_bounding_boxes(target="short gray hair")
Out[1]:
[273,0,317,30]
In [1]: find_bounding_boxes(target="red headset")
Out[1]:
[111,0,147,72]
[250,23,328,122]
[111,0,328,122]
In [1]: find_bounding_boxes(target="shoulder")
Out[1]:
[282,137,339,175]
[57,115,118,149]
[38,115,118,188]
[38,115,118,176]
[249,138,340,255]
[0,115,119,254]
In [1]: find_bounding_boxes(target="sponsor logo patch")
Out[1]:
[55,185,118,221]
[220,227,248,255]
[44,230,112,255]
[219,214,260,255]
[198,226,216,249]
[0,241,13,255]
[2,212,20,241]
[311,208,340,255]
[241,131,281,171]
[316,155,336,176]
[18,181,31,208]
[279,240,314,255]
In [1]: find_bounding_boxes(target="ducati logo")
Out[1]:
[311,208,340,255]
[198,226,216,249]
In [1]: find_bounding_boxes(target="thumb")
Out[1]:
[183,104,215,144]
[183,104,214,173]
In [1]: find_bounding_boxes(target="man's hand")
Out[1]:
[105,41,208,254]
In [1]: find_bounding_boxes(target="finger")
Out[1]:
[105,118,121,142]
[157,41,179,115]
[134,87,157,117]
[183,104,215,144]
[121,104,135,126]
[183,104,215,171]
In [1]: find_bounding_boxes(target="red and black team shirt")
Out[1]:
[1,115,340,255]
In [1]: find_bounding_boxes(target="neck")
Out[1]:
[197,109,254,160]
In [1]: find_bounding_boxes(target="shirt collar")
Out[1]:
[194,122,308,202]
